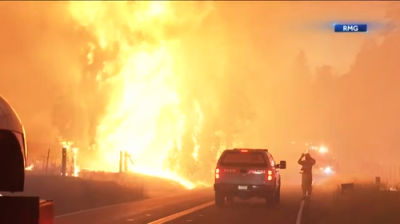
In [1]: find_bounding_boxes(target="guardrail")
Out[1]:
[332,176,400,201]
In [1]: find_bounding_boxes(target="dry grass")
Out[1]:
[3,174,144,216]
[78,170,187,196]
[328,189,400,224]
[308,182,400,224]
[26,156,187,196]
[2,172,186,216]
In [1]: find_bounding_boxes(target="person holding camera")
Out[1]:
[298,152,316,198]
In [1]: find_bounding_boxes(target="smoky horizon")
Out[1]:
[0,1,399,187]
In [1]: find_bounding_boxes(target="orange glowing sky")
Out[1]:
[221,1,389,74]
[0,1,396,185]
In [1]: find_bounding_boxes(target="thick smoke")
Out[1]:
[0,2,81,154]
[1,2,398,185]
[0,2,109,160]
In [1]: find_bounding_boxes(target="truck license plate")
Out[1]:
[238,185,248,190]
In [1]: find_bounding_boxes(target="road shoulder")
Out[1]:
[309,186,400,224]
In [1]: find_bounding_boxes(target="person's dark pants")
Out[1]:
[302,173,313,196]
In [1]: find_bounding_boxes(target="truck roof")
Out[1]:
[231,148,268,152]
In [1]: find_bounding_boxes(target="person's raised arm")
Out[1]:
[298,153,305,165]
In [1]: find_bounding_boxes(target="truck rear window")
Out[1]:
[220,151,267,167]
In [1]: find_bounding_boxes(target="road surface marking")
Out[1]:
[55,189,209,219]
[296,199,306,224]
[54,201,133,219]
[148,201,214,224]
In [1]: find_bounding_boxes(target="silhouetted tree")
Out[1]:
[311,65,336,142]
[315,65,334,88]
[328,4,400,166]
[283,50,313,143]
[291,50,312,88]
[164,140,180,171]
[165,38,256,183]
[192,117,221,183]
[385,2,400,33]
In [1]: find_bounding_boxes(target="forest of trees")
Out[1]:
[188,5,400,183]
[47,3,400,184]
[253,7,400,175]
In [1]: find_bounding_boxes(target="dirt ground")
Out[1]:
[2,173,186,216]
[304,184,400,224]
[326,188,400,224]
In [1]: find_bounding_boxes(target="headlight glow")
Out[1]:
[323,166,333,174]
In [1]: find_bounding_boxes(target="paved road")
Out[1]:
[149,185,400,224]
[55,189,214,224]
[56,185,310,224]
[152,186,314,224]
[56,184,400,224]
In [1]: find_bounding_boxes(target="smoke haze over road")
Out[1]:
[0,1,398,186]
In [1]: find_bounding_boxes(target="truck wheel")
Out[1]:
[215,191,225,206]
[265,192,277,207]
[275,186,281,204]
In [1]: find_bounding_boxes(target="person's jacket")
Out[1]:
[298,158,316,174]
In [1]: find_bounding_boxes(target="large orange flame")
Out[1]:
[68,1,212,189]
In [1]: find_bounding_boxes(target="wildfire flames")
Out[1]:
[71,147,80,177]
[25,164,34,171]
[67,1,216,188]
[60,141,80,177]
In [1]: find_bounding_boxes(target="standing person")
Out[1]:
[298,153,316,198]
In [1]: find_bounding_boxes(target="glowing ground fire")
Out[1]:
[68,1,212,189]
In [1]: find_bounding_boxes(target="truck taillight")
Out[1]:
[215,168,220,179]
[266,169,273,181]
[249,169,265,174]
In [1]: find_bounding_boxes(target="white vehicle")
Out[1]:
[0,95,27,192]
